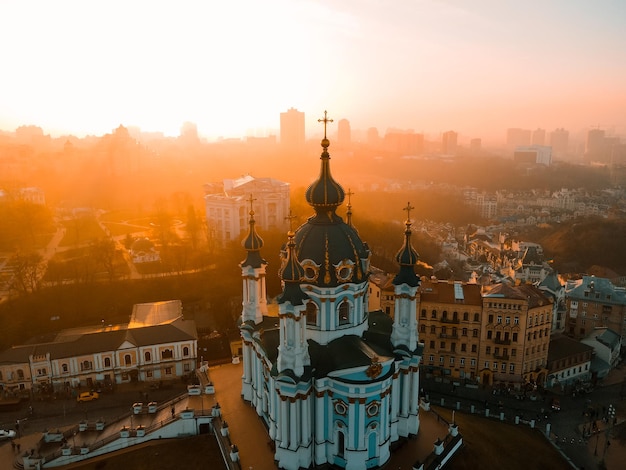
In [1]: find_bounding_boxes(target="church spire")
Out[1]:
[278,215,308,305]
[393,202,420,287]
[346,188,354,227]
[305,110,345,214]
[241,195,265,268]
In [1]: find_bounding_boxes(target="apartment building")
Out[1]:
[565,276,626,340]
[418,279,483,382]
[480,283,552,389]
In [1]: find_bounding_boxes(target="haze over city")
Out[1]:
[1,0,625,142]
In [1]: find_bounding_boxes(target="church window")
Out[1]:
[335,259,354,282]
[104,357,111,368]
[124,354,132,366]
[301,259,320,282]
[62,363,69,373]
[306,302,318,326]
[183,347,190,356]
[162,349,173,360]
[366,401,380,417]
[145,351,151,362]
[338,300,350,326]
[334,400,348,416]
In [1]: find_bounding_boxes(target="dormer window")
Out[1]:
[301,259,320,282]
[334,259,354,283]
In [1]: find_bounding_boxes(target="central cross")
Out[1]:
[247,194,257,213]
[318,110,333,139]
[403,202,415,222]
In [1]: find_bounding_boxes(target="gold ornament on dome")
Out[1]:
[366,357,382,378]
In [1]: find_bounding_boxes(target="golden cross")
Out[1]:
[346,188,354,206]
[403,202,415,222]
[285,209,297,232]
[317,110,333,139]
[247,194,257,213]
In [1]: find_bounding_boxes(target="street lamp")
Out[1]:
[602,404,616,463]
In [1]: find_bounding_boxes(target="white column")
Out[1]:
[410,368,419,415]
[290,399,299,450]
[402,371,410,417]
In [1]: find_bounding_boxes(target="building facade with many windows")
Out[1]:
[0,301,197,396]
[418,279,483,382]
[565,276,626,340]
[204,175,290,247]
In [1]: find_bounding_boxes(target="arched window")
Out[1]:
[17,369,25,379]
[104,357,111,368]
[420,324,426,333]
[144,351,151,362]
[463,312,469,321]
[124,354,132,366]
[183,347,190,357]
[162,349,173,360]
[442,310,448,320]
[338,300,350,326]
[306,302,318,326]
[453,311,458,321]
[62,363,69,373]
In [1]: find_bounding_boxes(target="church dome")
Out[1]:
[294,115,370,288]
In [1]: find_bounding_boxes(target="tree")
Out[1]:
[10,251,45,295]
[90,238,118,282]
[185,204,202,250]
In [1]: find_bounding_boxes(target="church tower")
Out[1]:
[239,199,268,402]
[390,203,422,437]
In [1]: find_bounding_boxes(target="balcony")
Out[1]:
[493,353,510,361]
[494,338,511,345]
[439,333,459,339]
[440,317,460,324]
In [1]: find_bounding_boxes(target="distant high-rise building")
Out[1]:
[441,130,458,155]
[513,145,552,166]
[179,121,199,144]
[280,107,305,155]
[384,130,424,156]
[337,118,351,148]
[549,128,569,158]
[366,127,380,148]
[470,138,482,153]
[585,128,618,164]
[506,128,531,147]
[532,128,545,146]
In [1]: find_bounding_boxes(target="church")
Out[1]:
[239,112,423,470]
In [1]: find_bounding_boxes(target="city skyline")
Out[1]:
[1,1,625,142]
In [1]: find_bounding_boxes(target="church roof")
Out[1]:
[293,123,370,288]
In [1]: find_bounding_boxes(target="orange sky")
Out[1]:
[1,0,625,143]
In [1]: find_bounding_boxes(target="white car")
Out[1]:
[0,429,16,440]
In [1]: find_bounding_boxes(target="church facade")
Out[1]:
[239,113,423,470]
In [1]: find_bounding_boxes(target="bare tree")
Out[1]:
[10,251,45,295]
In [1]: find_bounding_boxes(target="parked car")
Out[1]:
[551,398,561,412]
[77,391,99,403]
[0,429,17,440]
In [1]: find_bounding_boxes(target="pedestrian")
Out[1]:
[171,406,175,418]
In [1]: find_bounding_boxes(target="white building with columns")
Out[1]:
[239,123,423,470]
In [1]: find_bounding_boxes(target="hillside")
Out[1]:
[523,218,626,276]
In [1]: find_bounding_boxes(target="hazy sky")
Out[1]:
[1,0,624,142]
